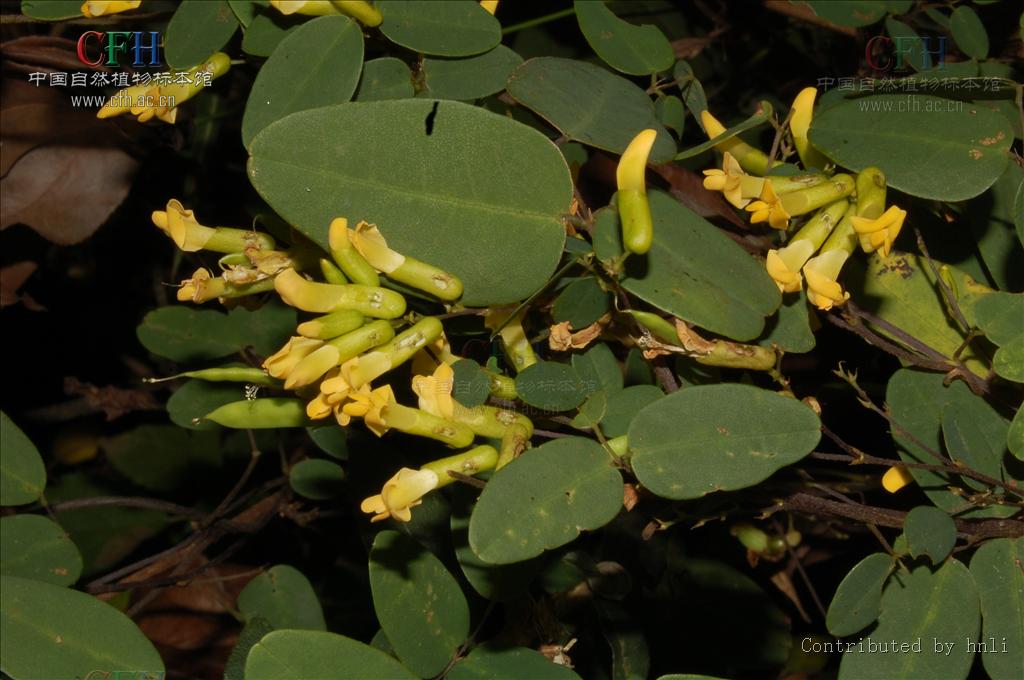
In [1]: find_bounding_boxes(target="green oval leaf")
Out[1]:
[629,384,820,500]
[369,530,469,677]
[242,15,364,147]
[469,437,624,564]
[20,0,81,20]
[656,95,686,137]
[165,0,239,70]
[552,277,611,330]
[574,0,673,76]
[452,359,491,409]
[450,487,540,602]
[0,412,46,506]
[846,252,990,376]
[0,515,82,586]
[241,6,303,57]
[0,575,164,678]
[942,391,1009,491]
[837,560,979,680]
[809,95,1012,201]
[975,292,1024,347]
[246,629,417,679]
[595,193,781,341]
[1009,407,1024,461]
[826,552,894,637]
[238,564,327,630]
[307,425,348,460]
[102,425,220,492]
[137,303,296,363]
[572,342,623,397]
[423,46,523,101]
[970,537,1024,680]
[355,57,415,101]
[887,369,1018,519]
[601,384,663,437]
[378,0,500,57]
[800,0,886,27]
[449,644,582,679]
[950,5,989,60]
[516,361,587,412]
[994,335,1024,383]
[904,506,957,563]
[248,100,572,306]
[289,459,345,500]
[507,57,676,163]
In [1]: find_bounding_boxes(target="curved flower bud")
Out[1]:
[81,0,140,17]
[421,445,499,489]
[342,317,444,389]
[701,152,750,209]
[764,199,848,293]
[263,336,323,379]
[296,309,365,339]
[274,268,406,318]
[328,218,379,287]
[700,110,777,175]
[349,222,463,300]
[177,267,276,303]
[851,204,906,259]
[412,362,455,420]
[882,465,914,493]
[284,344,341,390]
[616,129,657,254]
[152,199,275,253]
[788,87,829,170]
[360,467,439,523]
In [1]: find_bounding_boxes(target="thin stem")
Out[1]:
[501,7,576,35]
[48,496,205,519]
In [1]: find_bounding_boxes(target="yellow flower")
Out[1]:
[485,305,536,371]
[152,200,216,252]
[788,87,829,170]
[97,53,230,124]
[412,362,455,420]
[745,180,791,230]
[341,384,395,436]
[882,466,914,493]
[360,467,440,523]
[348,222,406,274]
[263,336,323,379]
[480,0,498,13]
[850,205,906,258]
[702,152,750,209]
[803,249,851,311]
[284,344,341,390]
[269,0,340,15]
[81,0,140,17]
[765,240,815,293]
[410,333,455,377]
[700,109,775,175]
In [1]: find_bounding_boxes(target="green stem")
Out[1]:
[501,7,575,34]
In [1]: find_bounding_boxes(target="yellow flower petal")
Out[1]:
[765,239,815,293]
[882,466,914,493]
[411,362,455,419]
[348,222,405,274]
[803,250,850,311]
[263,336,323,379]
[81,0,140,18]
[360,467,440,523]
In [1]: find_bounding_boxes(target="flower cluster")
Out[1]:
[153,206,533,524]
[97,52,230,124]
[700,88,908,310]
